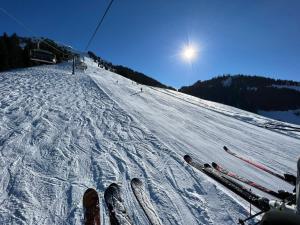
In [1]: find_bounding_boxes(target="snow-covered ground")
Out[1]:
[0,59,299,225]
[272,84,300,92]
[259,110,300,126]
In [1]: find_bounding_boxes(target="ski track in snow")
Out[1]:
[0,60,299,225]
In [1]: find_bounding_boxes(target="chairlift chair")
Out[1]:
[75,55,87,70]
[30,41,57,64]
[75,61,87,70]
[30,49,57,64]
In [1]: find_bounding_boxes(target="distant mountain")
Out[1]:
[179,75,300,116]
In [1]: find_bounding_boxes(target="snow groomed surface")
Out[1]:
[0,59,299,224]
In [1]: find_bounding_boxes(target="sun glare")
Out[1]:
[181,44,198,62]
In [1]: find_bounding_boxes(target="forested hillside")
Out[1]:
[180,75,300,113]
[0,33,71,71]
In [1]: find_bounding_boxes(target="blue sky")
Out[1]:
[1,0,300,88]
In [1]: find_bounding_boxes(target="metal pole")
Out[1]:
[238,210,265,224]
[249,188,252,216]
[72,56,75,75]
[297,157,300,214]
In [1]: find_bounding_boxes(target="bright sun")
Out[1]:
[181,45,198,62]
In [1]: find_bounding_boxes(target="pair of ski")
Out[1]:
[211,162,291,200]
[223,146,296,186]
[184,146,295,208]
[83,178,162,225]
[183,155,270,211]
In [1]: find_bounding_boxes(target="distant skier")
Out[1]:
[141,87,143,92]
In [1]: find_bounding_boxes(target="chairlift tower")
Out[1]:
[72,55,75,75]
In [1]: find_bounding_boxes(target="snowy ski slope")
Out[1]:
[0,59,299,225]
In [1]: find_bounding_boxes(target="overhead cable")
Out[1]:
[85,0,114,51]
[0,7,67,55]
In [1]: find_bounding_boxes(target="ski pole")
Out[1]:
[238,210,265,224]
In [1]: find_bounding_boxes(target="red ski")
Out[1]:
[211,162,291,200]
[223,146,295,185]
[83,188,101,225]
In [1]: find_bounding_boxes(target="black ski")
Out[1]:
[184,155,270,211]
[211,162,292,200]
[83,188,101,225]
[131,178,162,225]
[223,146,296,185]
[104,183,133,225]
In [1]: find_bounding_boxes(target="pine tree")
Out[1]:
[7,33,24,68]
[0,33,9,71]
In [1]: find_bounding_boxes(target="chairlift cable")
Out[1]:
[0,8,33,34]
[0,7,68,56]
[85,0,114,51]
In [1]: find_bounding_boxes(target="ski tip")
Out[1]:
[184,155,192,163]
[211,162,217,168]
[106,183,119,190]
[84,188,97,195]
[104,183,121,205]
[223,146,228,151]
[83,188,99,208]
[204,163,211,168]
[131,178,143,185]
[104,183,119,196]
